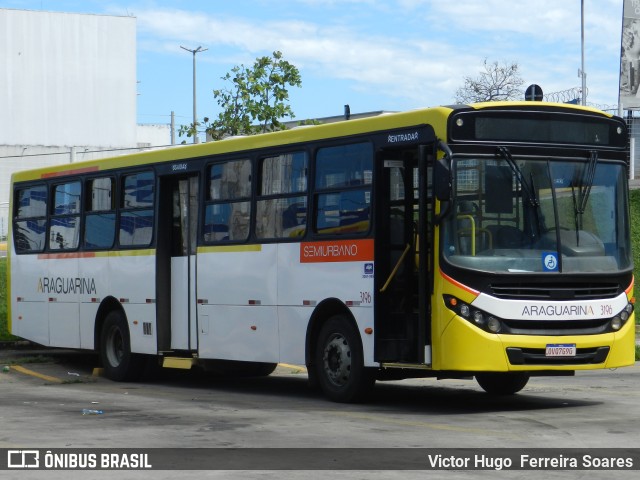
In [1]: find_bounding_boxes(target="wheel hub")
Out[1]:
[106,326,124,367]
[323,333,352,387]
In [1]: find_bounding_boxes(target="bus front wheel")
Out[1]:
[100,310,144,382]
[475,372,530,395]
[314,315,375,403]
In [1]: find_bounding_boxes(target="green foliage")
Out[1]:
[180,51,302,142]
[0,258,17,341]
[297,119,322,126]
[7,355,53,365]
[630,189,640,320]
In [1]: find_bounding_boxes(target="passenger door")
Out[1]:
[157,175,199,353]
[374,146,431,363]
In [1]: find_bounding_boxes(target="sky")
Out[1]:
[0,0,628,137]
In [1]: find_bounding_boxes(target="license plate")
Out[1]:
[545,344,577,357]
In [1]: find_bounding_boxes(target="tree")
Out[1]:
[180,51,302,142]
[454,59,524,104]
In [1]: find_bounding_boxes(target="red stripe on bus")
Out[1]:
[41,166,100,178]
[625,278,634,295]
[440,269,480,296]
[37,252,97,260]
[300,239,374,263]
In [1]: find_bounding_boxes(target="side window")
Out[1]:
[14,184,47,253]
[84,177,116,249]
[49,181,81,251]
[204,159,251,242]
[256,152,308,239]
[314,143,373,235]
[119,171,154,247]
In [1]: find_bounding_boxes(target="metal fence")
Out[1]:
[624,111,640,180]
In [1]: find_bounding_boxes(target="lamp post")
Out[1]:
[580,0,587,106]
[180,45,208,143]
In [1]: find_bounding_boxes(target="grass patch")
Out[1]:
[7,355,55,365]
[0,258,17,341]
[630,189,640,316]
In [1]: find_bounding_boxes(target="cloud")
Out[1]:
[126,1,625,108]
[130,6,462,103]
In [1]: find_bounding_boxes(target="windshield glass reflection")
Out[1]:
[442,155,631,274]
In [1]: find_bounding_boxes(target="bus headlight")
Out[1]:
[443,295,503,334]
[610,316,622,331]
[487,317,501,333]
[609,302,633,332]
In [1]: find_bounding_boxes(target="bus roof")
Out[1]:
[11,102,616,183]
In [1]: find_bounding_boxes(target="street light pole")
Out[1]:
[580,0,587,106]
[180,45,208,143]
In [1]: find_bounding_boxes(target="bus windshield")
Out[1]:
[442,153,631,274]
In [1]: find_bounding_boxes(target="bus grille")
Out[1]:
[506,347,609,365]
[501,318,611,336]
[490,282,620,301]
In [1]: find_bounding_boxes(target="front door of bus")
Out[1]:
[374,148,430,364]
[157,175,199,353]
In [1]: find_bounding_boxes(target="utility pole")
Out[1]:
[580,0,587,106]
[180,45,208,143]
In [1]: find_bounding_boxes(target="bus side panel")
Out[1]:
[277,243,313,366]
[46,257,80,349]
[276,306,309,365]
[199,305,279,362]
[122,304,159,355]
[109,252,157,355]
[278,242,375,367]
[196,245,279,362]
[10,253,50,346]
[78,256,107,350]
[80,302,99,349]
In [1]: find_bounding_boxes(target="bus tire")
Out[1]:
[315,315,375,403]
[475,372,529,395]
[100,310,144,382]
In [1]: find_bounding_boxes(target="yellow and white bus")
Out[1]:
[8,101,636,402]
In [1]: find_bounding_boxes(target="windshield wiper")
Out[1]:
[570,150,598,244]
[497,147,538,208]
[496,146,542,238]
[579,150,598,214]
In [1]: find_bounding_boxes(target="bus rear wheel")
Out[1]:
[100,310,144,382]
[315,315,375,403]
[475,372,530,395]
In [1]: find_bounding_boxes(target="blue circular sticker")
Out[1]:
[542,252,559,271]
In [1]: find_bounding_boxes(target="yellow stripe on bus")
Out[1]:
[198,244,262,254]
[36,249,155,260]
[107,249,155,257]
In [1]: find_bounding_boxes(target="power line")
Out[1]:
[0,143,179,160]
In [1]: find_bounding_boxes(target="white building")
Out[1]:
[0,8,170,238]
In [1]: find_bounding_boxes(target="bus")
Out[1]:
[8,101,636,402]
